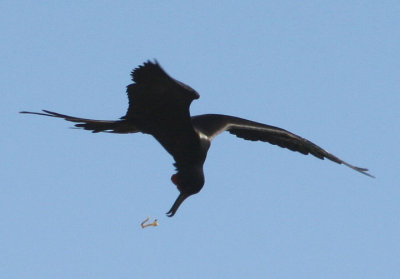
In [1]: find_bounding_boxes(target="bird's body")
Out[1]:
[21,60,374,216]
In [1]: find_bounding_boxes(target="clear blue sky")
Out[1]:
[1,1,399,278]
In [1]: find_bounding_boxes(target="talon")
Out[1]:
[141,217,159,228]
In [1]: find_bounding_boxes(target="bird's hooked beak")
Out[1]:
[166,193,190,217]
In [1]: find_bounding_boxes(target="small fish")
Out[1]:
[141,217,159,228]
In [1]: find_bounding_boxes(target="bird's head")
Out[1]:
[166,167,205,217]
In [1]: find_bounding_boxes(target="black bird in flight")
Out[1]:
[21,60,374,217]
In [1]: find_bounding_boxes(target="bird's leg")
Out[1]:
[140,217,159,228]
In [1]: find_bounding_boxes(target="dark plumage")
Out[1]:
[21,60,374,217]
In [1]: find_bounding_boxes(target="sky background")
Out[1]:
[1,1,399,278]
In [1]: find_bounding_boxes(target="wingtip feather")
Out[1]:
[342,161,375,178]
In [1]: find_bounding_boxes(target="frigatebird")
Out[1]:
[21,60,374,217]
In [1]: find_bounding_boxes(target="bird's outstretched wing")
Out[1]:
[120,60,202,165]
[192,114,374,178]
[122,60,199,120]
[20,110,138,134]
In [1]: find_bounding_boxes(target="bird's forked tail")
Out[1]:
[20,110,139,134]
